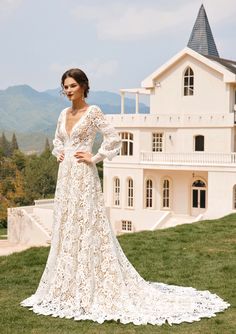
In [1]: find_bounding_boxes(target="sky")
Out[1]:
[0,0,235,94]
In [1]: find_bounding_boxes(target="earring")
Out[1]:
[82,95,85,101]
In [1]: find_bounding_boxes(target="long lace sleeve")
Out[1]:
[51,112,65,159]
[91,106,121,164]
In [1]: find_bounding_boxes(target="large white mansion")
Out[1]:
[8,5,236,245]
[103,5,236,234]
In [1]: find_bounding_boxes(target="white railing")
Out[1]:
[140,152,236,166]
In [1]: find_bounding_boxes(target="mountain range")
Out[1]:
[0,85,149,153]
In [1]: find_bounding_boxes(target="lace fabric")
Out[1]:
[20,105,230,325]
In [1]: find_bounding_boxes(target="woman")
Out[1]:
[20,68,230,326]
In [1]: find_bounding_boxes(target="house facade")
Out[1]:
[103,5,236,234]
[7,5,236,246]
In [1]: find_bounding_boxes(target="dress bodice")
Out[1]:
[52,105,121,164]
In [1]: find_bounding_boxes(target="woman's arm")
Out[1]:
[51,112,65,160]
[91,106,121,164]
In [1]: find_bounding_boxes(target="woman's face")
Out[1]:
[63,77,84,102]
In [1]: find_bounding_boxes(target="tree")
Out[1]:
[11,133,19,152]
[24,153,58,201]
[41,137,51,159]
[0,157,21,227]
[12,150,26,171]
[0,147,3,159]
[0,132,11,157]
[44,137,50,151]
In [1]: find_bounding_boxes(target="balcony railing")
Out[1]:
[140,152,236,166]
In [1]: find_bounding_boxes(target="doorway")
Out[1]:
[191,179,206,216]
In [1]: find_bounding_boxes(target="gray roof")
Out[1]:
[204,55,236,74]
[187,4,219,57]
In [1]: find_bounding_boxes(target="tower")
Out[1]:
[187,4,219,57]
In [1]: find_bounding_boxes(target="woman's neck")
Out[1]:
[71,100,88,113]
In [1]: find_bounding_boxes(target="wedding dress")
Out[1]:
[20,105,230,326]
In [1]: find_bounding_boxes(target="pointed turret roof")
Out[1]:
[187,4,219,57]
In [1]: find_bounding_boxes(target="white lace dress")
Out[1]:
[20,105,230,326]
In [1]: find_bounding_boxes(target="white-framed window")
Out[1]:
[121,220,132,231]
[184,67,194,96]
[127,178,134,207]
[233,185,236,209]
[113,177,120,206]
[162,178,170,208]
[152,133,163,152]
[119,132,133,156]
[145,179,153,208]
[195,135,204,151]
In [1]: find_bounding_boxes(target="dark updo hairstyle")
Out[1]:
[61,68,90,98]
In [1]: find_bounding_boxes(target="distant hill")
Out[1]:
[44,88,149,115]
[0,85,149,152]
[0,85,67,135]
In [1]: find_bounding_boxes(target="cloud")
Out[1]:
[204,0,236,23]
[50,62,79,74]
[0,0,24,20]
[49,58,118,81]
[72,1,236,41]
[0,0,23,11]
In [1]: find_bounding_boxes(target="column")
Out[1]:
[121,91,125,114]
[135,92,139,114]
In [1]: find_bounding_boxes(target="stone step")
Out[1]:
[159,215,197,229]
[29,213,52,237]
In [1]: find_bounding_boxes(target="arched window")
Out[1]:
[146,179,153,208]
[127,178,134,207]
[195,135,204,151]
[184,67,194,96]
[192,180,206,187]
[113,177,120,206]
[119,132,133,156]
[162,179,170,208]
[233,185,236,209]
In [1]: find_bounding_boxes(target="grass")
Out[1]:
[0,214,236,334]
[0,227,7,239]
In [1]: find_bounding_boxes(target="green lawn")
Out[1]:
[0,214,236,334]
[0,227,7,239]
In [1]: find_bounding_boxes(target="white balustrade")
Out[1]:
[140,152,236,166]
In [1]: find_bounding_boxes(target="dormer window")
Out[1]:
[184,67,194,96]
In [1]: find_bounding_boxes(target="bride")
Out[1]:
[20,68,230,326]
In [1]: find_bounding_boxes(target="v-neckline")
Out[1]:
[64,105,92,138]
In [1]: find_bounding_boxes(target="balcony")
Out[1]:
[140,152,236,168]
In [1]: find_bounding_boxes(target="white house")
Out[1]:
[103,5,236,234]
[7,5,236,246]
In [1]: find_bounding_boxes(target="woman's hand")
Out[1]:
[57,152,65,162]
[74,151,93,164]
